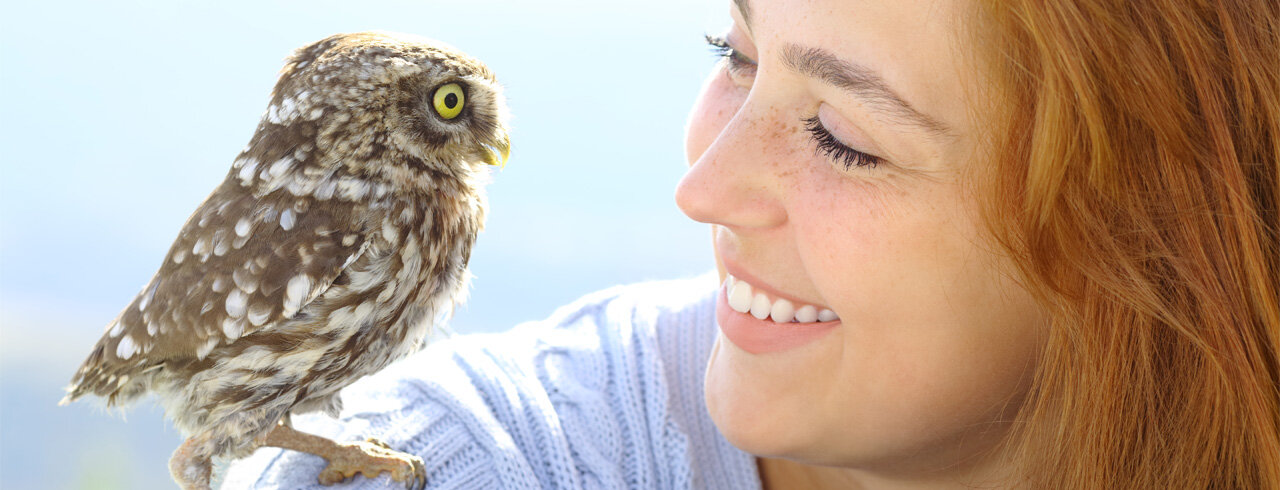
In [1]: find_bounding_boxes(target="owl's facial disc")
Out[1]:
[389,72,510,172]
[421,79,506,166]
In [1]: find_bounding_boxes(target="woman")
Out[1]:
[227,0,1280,488]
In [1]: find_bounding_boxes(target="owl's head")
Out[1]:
[254,31,510,187]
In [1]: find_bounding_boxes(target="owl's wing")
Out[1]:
[78,178,371,376]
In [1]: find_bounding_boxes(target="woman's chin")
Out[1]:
[703,333,834,459]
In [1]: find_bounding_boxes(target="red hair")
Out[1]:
[967,1,1280,487]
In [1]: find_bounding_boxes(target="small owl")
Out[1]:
[61,31,510,490]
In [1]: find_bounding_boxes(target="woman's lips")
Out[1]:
[716,274,840,354]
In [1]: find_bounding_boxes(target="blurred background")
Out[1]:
[0,0,724,487]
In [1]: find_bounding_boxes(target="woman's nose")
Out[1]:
[676,107,789,231]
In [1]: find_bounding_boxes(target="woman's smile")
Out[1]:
[724,274,838,324]
[716,262,841,354]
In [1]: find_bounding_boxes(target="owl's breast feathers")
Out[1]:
[65,144,485,408]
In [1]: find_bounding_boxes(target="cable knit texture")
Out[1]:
[220,273,761,489]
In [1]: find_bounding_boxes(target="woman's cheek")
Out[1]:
[685,71,748,167]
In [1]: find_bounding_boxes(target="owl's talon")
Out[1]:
[362,437,425,489]
[411,456,427,490]
[312,439,426,488]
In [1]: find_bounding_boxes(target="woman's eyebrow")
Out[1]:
[782,44,953,139]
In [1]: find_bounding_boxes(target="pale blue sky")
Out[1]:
[0,1,725,487]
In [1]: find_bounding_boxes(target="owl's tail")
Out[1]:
[60,341,153,407]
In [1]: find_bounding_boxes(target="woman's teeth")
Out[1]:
[726,275,839,324]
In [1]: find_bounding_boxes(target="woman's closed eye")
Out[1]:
[705,35,757,79]
[804,116,883,170]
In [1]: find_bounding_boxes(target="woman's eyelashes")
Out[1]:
[705,35,757,77]
[803,116,883,169]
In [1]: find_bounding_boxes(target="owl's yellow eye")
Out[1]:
[432,83,465,120]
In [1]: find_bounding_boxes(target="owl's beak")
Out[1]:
[482,134,511,169]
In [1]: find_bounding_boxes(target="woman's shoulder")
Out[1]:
[220,273,758,489]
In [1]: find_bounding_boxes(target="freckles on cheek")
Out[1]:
[790,175,919,302]
[763,114,811,180]
[795,191,878,274]
[799,174,894,239]
[800,148,908,208]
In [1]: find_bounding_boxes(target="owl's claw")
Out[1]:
[365,437,426,490]
[262,424,426,489]
[314,437,426,489]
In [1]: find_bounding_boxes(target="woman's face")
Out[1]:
[676,0,1048,482]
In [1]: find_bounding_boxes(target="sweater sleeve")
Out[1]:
[218,274,757,489]
[218,332,554,489]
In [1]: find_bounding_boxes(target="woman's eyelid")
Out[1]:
[706,33,757,80]
[817,104,883,155]
[724,30,760,65]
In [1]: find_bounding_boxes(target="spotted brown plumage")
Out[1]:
[61,31,510,490]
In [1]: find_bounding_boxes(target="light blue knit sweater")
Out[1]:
[220,274,761,489]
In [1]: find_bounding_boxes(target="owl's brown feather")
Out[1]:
[66,180,370,403]
[62,31,509,489]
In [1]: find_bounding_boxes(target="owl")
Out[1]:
[60,31,510,490]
